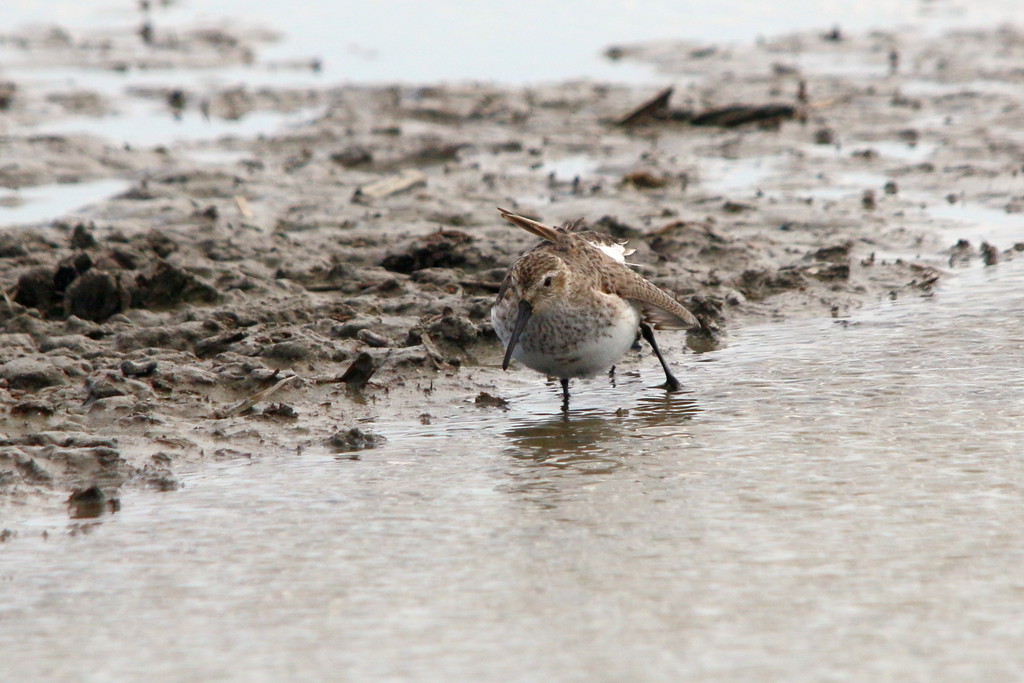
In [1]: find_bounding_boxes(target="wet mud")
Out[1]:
[1,16,1022,525]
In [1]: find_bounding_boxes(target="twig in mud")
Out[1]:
[419,332,449,370]
[301,283,345,292]
[234,195,253,218]
[352,169,426,202]
[213,374,299,419]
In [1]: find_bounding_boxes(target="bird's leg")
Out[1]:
[560,377,570,410]
[639,322,681,391]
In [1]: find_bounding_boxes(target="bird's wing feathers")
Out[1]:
[498,208,636,262]
[498,207,564,244]
[577,231,635,264]
[614,270,700,330]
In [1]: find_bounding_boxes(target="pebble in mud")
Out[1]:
[356,328,391,348]
[813,128,836,145]
[0,334,38,355]
[120,359,158,377]
[474,391,509,410]
[259,402,298,419]
[67,484,120,519]
[338,352,377,390]
[327,428,386,455]
[69,223,98,249]
[981,242,999,267]
[862,189,877,210]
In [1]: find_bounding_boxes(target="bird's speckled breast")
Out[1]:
[492,292,641,378]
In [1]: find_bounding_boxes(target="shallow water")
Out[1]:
[0,178,131,226]
[3,257,1022,681]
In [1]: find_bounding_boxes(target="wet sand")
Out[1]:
[1,16,1022,525]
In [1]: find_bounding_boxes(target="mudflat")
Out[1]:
[1,16,1021,526]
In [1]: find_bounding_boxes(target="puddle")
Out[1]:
[539,155,605,182]
[802,140,937,164]
[37,102,328,148]
[900,78,1024,98]
[792,51,892,78]
[3,258,1023,679]
[182,148,250,166]
[0,178,131,227]
[700,155,785,195]
[702,143,935,199]
[797,170,890,201]
[860,140,938,162]
[920,198,1024,247]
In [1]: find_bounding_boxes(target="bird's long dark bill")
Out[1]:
[502,300,533,371]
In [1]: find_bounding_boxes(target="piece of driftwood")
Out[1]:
[616,87,675,126]
[419,332,448,370]
[234,195,253,217]
[617,88,799,129]
[690,104,796,127]
[352,169,426,202]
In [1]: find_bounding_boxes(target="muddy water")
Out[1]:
[3,257,1022,681]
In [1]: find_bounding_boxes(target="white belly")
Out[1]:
[492,296,641,378]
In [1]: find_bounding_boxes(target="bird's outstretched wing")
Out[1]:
[613,270,700,330]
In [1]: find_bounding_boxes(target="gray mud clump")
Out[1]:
[328,428,386,455]
[64,270,130,322]
[381,229,492,274]
[132,260,219,309]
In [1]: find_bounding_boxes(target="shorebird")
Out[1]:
[491,208,700,404]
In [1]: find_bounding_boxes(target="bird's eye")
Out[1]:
[543,276,553,287]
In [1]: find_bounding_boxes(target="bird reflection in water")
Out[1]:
[498,385,700,508]
[503,387,700,472]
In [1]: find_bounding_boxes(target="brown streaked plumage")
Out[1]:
[491,208,699,404]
